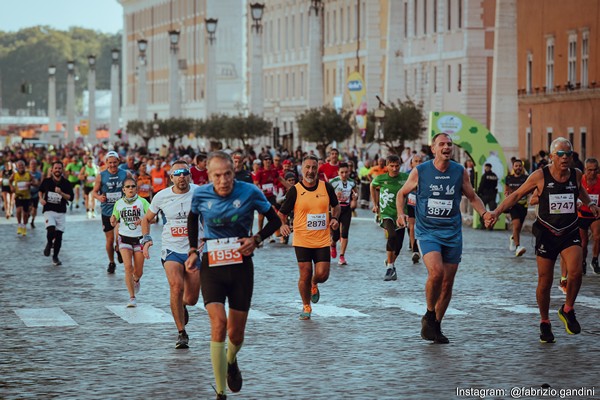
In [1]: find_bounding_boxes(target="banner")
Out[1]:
[79,119,89,136]
[346,72,367,133]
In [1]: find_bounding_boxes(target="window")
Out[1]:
[581,129,587,159]
[433,0,437,33]
[340,7,344,42]
[447,0,452,30]
[424,0,427,34]
[447,64,451,92]
[300,14,304,48]
[292,72,296,97]
[458,63,462,91]
[526,53,533,94]
[277,18,281,52]
[285,73,289,98]
[404,69,408,96]
[285,17,289,50]
[347,6,351,41]
[291,15,295,49]
[568,33,577,86]
[458,0,462,28]
[568,128,575,149]
[333,10,337,44]
[404,1,408,38]
[547,129,553,152]
[354,3,359,40]
[300,71,304,97]
[582,30,589,88]
[434,66,438,93]
[546,37,554,92]
[414,68,418,94]
[414,0,418,36]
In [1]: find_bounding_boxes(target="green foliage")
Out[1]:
[296,106,353,158]
[155,117,194,149]
[361,98,425,155]
[0,26,120,113]
[223,113,272,147]
[126,119,156,148]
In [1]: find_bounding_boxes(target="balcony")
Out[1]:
[518,81,600,103]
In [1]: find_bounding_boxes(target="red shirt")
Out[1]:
[579,174,600,216]
[190,166,209,186]
[318,162,339,182]
[254,168,279,198]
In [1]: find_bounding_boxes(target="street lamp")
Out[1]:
[66,60,75,143]
[110,49,120,141]
[87,55,97,144]
[137,39,148,122]
[168,31,181,117]
[310,0,323,15]
[205,18,218,117]
[249,3,265,116]
[47,65,57,138]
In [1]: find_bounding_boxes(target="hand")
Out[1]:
[591,204,600,218]
[100,194,107,203]
[372,205,379,214]
[396,213,408,228]
[40,198,46,206]
[55,187,63,195]
[142,241,153,259]
[280,224,291,237]
[484,211,497,228]
[110,216,117,227]
[237,236,256,256]
[330,219,339,231]
[184,252,198,271]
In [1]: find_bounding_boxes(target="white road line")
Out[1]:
[378,297,467,316]
[106,304,173,324]
[15,307,79,327]
[310,304,369,317]
[194,304,275,320]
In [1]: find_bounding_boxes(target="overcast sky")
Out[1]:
[0,0,123,34]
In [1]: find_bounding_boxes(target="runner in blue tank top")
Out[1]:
[490,137,600,343]
[396,133,489,344]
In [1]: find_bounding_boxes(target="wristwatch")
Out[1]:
[252,234,262,246]
[187,247,199,256]
[140,235,153,246]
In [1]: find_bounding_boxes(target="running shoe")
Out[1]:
[184,305,189,325]
[87,211,92,219]
[107,262,116,274]
[227,359,243,393]
[383,267,397,281]
[52,256,62,266]
[17,226,22,236]
[311,284,320,303]
[558,305,581,335]
[22,227,27,236]
[330,244,337,258]
[515,245,526,257]
[134,279,140,295]
[509,235,516,251]
[91,210,96,218]
[216,394,227,400]
[592,257,600,274]
[582,260,587,275]
[412,252,420,264]
[539,322,556,343]
[269,236,276,243]
[175,331,189,349]
[43,242,52,257]
[421,313,436,341]
[299,304,312,320]
[30,220,35,229]
[558,279,567,295]
[338,255,347,265]
[127,297,137,308]
[433,320,450,344]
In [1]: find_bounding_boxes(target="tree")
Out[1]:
[222,113,272,148]
[155,117,194,150]
[363,98,425,155]
[126,119,156,148]
[296,106,353,158]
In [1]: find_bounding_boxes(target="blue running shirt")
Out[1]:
[415,160,464,246]
[100,169,128,216]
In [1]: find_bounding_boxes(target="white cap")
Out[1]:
[106,151,119,160]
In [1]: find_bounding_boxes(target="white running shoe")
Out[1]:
[134,279,140,294]
[509,236,516,251]
[127,297,137,308]
[515,245,526,257]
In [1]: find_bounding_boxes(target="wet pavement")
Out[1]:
[1,206,600,399]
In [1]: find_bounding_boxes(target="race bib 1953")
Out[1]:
[206,237,243,267]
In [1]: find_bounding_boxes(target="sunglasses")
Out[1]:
[555,151,573,157]
[171,168,190,177]
[124,185,137,189]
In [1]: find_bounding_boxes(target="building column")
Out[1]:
[66,61,75,143]
[307,1,324,108]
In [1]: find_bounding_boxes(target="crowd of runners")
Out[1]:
[2,134,599,399]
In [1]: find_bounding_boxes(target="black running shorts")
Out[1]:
[101,214,115,233]
[533,221,581,261]
[294,246,330,264]
[200,254,254,312]
[509,203,528,223]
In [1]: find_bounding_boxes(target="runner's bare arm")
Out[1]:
[396,168,419,227]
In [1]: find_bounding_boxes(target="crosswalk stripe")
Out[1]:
[14,307,79,327]
[194,304,275,320]
[309,304,369,317]
[378,297,467,316]
[106,304,173,324]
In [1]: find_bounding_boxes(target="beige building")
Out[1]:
[517,0,599,164]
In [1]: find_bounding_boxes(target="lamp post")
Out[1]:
[48,65,57,135]
[66,60,75,143]
[205,19,218,117]
[249,3,265,116]
[88,55,96,144]
[110,48,120,142]
[168,30,181,118]
[137,39,148,122]
[307,0,324,108]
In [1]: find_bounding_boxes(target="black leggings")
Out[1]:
[383,218,405,256]
[46,226,63,257]
[331,206,352,242]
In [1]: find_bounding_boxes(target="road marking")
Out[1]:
[194,304,275,320]
[310,304,369,317]
[570,295,600,310]
[497,305,539,314]
[106,304,173,324]
[14,307,79,327]
[378,297,467,316]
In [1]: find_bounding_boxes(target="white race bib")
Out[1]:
[206,237,243,267]
[2,178,8,186]
[16,181,29,191]
[589,194,599,204]
[170,222,188,237]
[106,192,122,203]
[408,193,417,206]
[262,183,274,195]
[426,198,453,218]
[307,213,327,230]
[549,193,574,214]
[153,177,163,185]
[86,175,96,183]
[47,191,62,204]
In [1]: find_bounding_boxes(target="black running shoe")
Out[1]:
[433,320,450,344]
[227,359,243,393]
[539,322,556,343]
[421,313,436,341]
[558,305,581,335]
[43,242,52,257]
[383,267,397,281]
[216,394,227,400]
[175,331,189,349]
[184,306,189,325]
[582,260,587,275]
[52,256,62,266]
[592,258,600,275]
[107,262,116,274]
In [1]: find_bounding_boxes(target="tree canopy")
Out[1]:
[296,106,353,158]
